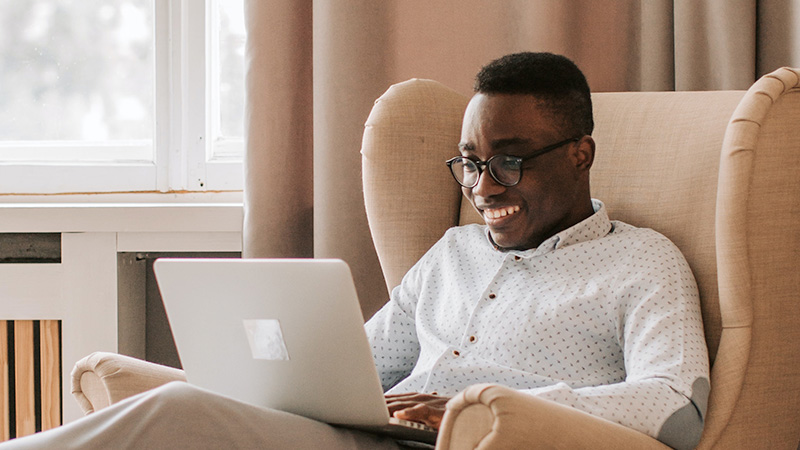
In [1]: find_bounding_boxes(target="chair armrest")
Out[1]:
[436,384,670,450]
[70,352,187,414]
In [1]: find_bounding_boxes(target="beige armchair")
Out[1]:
[73,67,800,449]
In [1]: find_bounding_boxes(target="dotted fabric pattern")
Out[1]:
[366,200,709,439]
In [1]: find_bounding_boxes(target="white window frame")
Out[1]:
[0,0,243,195]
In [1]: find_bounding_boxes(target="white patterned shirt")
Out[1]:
[366,200,709,449]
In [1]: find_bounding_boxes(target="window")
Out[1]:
[0,0,245,194]
[209,0,245,163]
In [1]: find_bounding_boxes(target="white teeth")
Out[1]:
[484,205,520,219]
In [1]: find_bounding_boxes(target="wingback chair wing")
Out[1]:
[72,67,800,449]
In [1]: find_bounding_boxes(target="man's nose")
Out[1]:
[471,168,506,198]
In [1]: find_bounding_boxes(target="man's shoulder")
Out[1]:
[608,220,675,243]
[606,220,683,257]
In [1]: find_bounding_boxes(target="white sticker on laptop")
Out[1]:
[242,319,290,361]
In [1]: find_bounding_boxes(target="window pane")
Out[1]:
[0,0,154,147]
[217,0,244,141]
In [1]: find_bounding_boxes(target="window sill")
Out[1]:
[0,191,243,233]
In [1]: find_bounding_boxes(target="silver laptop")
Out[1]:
[154,258,437,445]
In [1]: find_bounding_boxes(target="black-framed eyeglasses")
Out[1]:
[445,137,580,188]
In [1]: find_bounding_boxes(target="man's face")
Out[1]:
[459,93,593,251]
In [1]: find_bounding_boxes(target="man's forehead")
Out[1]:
[460,93,560,147]
[466,91,553,111]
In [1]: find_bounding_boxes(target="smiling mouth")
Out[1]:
[483,205,521,220]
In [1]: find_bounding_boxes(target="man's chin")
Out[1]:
[487,230,524,251]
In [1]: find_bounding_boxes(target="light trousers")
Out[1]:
[1,382,411,449]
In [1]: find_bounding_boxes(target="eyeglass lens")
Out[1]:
[450,155,522,187]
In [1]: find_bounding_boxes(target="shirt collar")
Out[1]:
[483,199,613,258]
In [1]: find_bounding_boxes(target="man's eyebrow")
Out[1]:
[457,142,475,153]
[458,138,532,153]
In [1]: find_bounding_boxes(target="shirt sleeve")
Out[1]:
[520,235,710,450]
[365,290,420,391]
[365,246,434,391]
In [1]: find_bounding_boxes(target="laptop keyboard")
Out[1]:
[390,417,437,432]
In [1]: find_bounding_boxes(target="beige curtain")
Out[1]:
[243,0,800,318]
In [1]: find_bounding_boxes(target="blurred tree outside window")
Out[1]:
[0,0,244,192]
[211,0,245,161]
[0,0,154,160]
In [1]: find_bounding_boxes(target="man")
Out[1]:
[3,52,708,449]
[371,52,708,449]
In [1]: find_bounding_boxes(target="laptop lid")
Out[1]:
[153,258,392,427]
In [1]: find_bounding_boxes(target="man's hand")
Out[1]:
[385,392,451,430]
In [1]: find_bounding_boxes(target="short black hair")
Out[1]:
[474,52,593,136]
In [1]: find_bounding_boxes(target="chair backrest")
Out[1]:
[361,68,800,448]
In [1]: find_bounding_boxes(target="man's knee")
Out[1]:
[140,381,209,412]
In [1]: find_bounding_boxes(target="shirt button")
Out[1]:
[468,335,477,343]
[488,293,496,299]
[452,350,460,357]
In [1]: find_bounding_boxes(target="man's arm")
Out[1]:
[518,239,710,450]
[367,283,448,429]
[520,377,708,450]
[368,298,446,429]
[365,291,421,391]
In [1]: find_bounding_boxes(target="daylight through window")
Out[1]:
[0,0,244,194]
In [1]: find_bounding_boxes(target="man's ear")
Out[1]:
[572,135,595,171]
